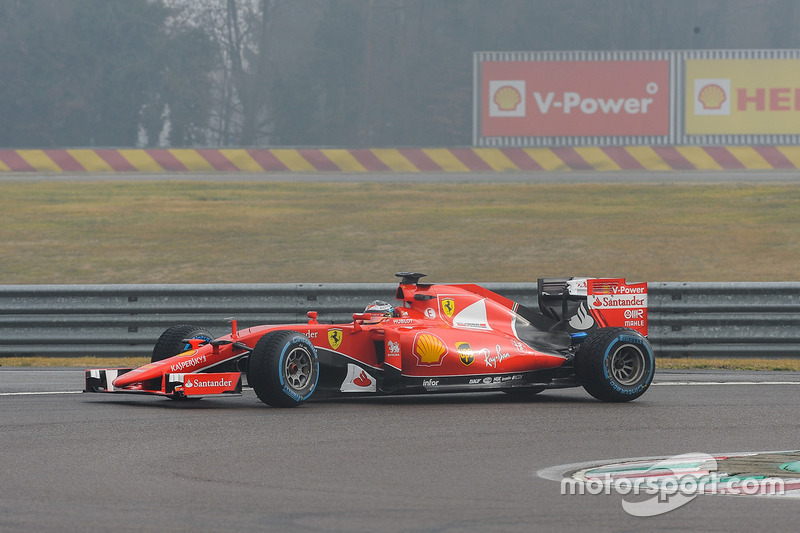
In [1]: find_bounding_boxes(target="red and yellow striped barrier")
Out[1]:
[2,146,800,172]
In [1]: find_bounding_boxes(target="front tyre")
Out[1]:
[152,325,213,363]
[247,331,319,408]
[575,327,655,402]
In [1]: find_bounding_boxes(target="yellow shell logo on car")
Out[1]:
[494,85,522,111]
[413,333,448,365]
[698,83,726,110]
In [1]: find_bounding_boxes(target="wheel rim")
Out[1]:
[284,346,313,390]
[610,343,647,386]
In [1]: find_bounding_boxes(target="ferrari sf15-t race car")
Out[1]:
[85,273,655,407]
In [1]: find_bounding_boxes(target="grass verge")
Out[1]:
[0,357,150,368]
[3,180,800,283]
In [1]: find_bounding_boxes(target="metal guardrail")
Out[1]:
[0,282,798,358]
[648,282,800,358]
[0,283,536,357]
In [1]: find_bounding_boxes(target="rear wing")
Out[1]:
[537,277,647,336]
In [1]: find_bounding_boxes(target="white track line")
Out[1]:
[0,391,83,396]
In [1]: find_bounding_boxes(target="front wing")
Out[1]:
[85,368,242,398]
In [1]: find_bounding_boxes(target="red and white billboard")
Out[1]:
[480,60,670,138]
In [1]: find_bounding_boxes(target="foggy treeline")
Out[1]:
[1,0,798,149]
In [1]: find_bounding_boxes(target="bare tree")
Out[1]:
[176,0,279,146]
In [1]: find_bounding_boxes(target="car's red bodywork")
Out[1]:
[85,273,654,405]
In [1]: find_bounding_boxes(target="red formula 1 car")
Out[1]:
[85,273,654,407]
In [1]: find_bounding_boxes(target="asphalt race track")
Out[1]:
[3,169,800,530]
[1,367,799,532]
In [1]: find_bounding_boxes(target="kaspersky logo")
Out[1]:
[170,353,207,373]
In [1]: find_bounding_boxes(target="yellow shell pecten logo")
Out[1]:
[698,83,726,110]
[413,333,448,366]
[493,85,522,111]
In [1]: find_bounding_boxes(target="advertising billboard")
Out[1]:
[481,59,671,138]
[686,59,800,135]
[475,49,800,147]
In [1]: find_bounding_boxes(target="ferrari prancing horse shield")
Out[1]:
[328,328,343,350]
[441,298,455,318]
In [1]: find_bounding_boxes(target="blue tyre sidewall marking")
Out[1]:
[602,334,654,396]
[278,335,319,402]
[292,335,319,400]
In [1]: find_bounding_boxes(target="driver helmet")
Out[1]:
[364,300,393,321]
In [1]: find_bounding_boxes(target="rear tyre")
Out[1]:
[152,325,213,363]
[574,327,655,402]
[247,331,319,408]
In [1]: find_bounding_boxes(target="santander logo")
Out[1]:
[340,364,377,393]
[353,370,372,388]
[568,302,595,330]
[184,377,233,388]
